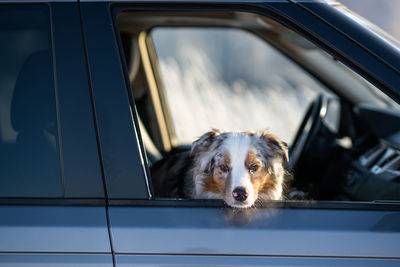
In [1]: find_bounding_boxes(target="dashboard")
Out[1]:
[344,105,400,201]
[291,101,400,202]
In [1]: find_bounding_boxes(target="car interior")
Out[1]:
[116,10,400,203]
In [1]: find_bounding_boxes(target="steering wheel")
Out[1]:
[289,94,328,170]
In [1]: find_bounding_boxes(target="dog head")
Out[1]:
[191,129,288,208]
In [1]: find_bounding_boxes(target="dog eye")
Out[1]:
[249,164,259,173]
[219,164,230,173]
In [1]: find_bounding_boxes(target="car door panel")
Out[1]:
[115,255,400,267]
[0,254,112,267]
[0,205,110,253]
[109,206,400,258]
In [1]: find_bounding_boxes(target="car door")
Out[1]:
[80,0,400,266]
[0,2,112,266]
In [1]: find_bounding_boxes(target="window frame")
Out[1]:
[109,2,400,210]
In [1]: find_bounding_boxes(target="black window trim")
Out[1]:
[80,2,151,200]
[107,199,400,211]
[0,198,106,206]
[111,4,157,198]
[51,2,106,199]
[1,198,399,211]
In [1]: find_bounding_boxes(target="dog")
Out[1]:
[150,129,288,208]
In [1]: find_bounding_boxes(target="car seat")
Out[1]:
[3,50,62,196]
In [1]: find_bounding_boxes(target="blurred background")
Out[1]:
[340,0,400,40]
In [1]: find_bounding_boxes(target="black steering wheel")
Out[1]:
[289,94,328,170]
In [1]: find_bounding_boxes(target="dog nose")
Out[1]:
[232,187,248,202]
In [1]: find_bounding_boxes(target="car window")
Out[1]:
[116,9,400,204]
[0,5,62,197]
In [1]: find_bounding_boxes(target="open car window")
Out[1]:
[116,10,400,204]
[150,27,332,146]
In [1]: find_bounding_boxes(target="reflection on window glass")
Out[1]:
[151,28,329,145]
[0,5,62,197]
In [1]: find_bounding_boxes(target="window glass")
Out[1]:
[0,5,62,197]
[151,28,330,145]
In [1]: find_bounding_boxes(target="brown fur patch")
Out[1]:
[204,153,231,195]
[245,151,277,199]
[251,170,274,197]
[204,175,225,194]
[258,174,276,195]
[245,152,261,170]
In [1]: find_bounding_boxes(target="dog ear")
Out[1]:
[260,131,289,163]
[191,129,221,156]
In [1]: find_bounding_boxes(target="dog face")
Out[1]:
[191,130,288,208]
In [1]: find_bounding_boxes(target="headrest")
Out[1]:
[11,50,57,134]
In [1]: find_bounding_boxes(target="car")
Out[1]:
[0,0,400,266]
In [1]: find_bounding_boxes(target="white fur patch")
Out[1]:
[222,133,255,207]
